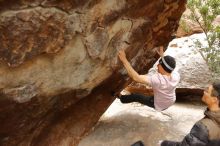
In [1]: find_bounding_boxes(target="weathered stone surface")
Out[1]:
[176,9,202,37]
[0,0,186,146]
[0,7,68,67]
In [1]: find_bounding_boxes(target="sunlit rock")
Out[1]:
[0,0,186,145]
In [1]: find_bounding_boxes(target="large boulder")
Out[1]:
[0,0,186,145]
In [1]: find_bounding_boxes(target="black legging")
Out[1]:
[120,93,155,108]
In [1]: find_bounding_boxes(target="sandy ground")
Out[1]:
[78,98,206,146]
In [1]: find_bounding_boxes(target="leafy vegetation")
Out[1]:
[187,0,220,79]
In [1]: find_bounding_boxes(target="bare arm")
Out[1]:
[118,49,149,85]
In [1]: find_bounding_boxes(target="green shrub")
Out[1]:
[187,0,220,80]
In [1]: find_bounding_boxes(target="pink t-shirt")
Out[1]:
[148,71,180,111]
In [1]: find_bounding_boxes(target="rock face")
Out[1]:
[0,0,186,146]
[176,9,203,37]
